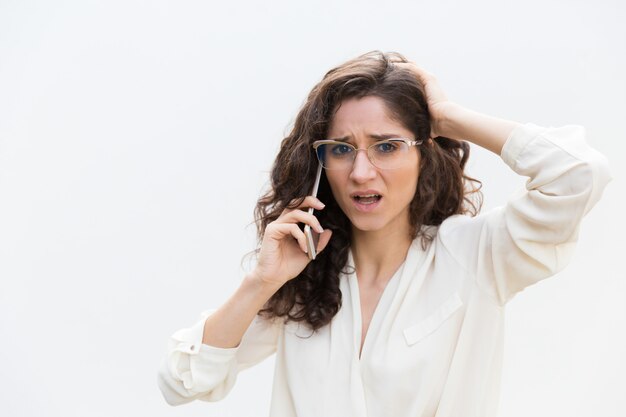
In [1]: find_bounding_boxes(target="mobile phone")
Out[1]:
[304,163,323,260]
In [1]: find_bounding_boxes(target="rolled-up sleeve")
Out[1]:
[157,309,281,405]
[438,123,613,306]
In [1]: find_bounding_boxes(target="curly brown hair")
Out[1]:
[254,50,482,332]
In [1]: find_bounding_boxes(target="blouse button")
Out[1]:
[190,344,195,351]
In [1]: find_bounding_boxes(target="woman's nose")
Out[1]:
[349,150,377,182]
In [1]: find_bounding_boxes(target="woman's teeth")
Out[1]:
[353,195,381,204]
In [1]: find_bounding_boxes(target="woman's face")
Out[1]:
[324,96,421,235]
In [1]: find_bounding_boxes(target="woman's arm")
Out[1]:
[436,123,612,305]
[157,277,282,405]
[158,313,278,406]
[202,274,281,348]
[158,195,332,405]
[397,61,612,305]
[433,102,522,156]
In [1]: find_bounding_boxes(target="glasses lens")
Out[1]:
[316,143,355,169]
[315,140,414,169]
[368,140,411,169]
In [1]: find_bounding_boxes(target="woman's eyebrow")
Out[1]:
[370,133,404,140]
[330,133,404,142]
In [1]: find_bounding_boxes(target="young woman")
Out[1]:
[157,51,612,417]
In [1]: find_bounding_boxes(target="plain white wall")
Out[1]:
[1,1,624,416]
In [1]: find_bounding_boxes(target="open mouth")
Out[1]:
[352,194,382,205]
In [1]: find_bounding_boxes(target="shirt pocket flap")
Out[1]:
[403,292,463,346]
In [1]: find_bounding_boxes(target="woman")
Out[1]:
[157,51,612,417]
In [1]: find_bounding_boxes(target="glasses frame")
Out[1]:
[311,137,425,170]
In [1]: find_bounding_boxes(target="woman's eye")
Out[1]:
[331,144,353,155]
[375,142,398,153]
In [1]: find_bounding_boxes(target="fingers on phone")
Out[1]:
[310,197,325,209]
[281,209,324,233]
[270,222,308,254]
[289,224,308,253]
[285,196,325,211]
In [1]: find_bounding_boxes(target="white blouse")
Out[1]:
[157,123,612,417]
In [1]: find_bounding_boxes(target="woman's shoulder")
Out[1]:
[414,214,485,248]
[426,211,501,265]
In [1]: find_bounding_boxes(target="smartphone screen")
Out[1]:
[304,163,323,260]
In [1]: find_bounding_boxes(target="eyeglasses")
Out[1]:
[312,138,424,170]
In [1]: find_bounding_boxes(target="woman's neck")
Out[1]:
[350,224,413,287]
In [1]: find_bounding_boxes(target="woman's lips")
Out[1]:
[351,195,382,212]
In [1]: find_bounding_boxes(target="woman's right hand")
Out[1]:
[250,196,333,288]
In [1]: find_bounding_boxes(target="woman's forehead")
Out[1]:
[328,97,412,140]
[331,96,394,123]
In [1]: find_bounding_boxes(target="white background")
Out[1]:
[1,1,624,416]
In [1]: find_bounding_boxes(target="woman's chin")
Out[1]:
[349,218,387,234]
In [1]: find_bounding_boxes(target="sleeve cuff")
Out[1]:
[500,122,547,171]
[170,309,239,357]
[167,309,239,391]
